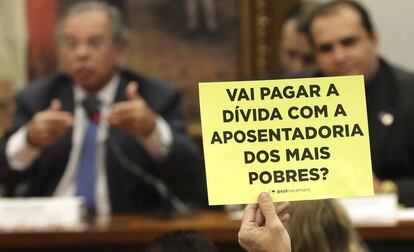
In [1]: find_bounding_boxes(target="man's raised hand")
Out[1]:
[27,99,74,147]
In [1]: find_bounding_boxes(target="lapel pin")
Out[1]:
[378,111,394,126]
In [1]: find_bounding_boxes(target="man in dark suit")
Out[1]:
[0,1,204,214]
[300,0,414,206]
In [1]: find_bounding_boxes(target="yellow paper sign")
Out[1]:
[199,75,373,205]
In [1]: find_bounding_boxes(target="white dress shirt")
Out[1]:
[6,74,173,214]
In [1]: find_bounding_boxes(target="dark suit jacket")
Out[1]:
[289,59,414,206]
[0,69,206,213]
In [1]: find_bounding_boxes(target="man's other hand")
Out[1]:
[27,99,74,147]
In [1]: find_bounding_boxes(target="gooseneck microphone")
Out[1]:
[107,138,190,214]
[81,97,189,215]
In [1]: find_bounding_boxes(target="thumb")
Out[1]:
[126,81,140,100]
[48,99,62,111]
[258,192,279,226]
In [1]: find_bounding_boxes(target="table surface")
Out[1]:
[0,210,413,248]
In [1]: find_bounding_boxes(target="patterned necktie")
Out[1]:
[76,96,100,213]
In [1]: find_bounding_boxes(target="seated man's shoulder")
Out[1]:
[120,69,180,100]
[17,73,71,102]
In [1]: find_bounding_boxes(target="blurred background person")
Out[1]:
[278,1,318,74]
[301,0,414,206]
[287,199,368,252]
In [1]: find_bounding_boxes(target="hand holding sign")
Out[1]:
[238,192,291,252]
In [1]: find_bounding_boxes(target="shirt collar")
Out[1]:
[74,74,120,107]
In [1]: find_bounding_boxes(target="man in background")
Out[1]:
[302,0,414,206]
[278,1,316,74]
[0,1,204,214]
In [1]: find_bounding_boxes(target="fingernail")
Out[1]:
[259,192,270,201]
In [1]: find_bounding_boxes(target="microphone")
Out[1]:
[81,98,189,215]
[82,97,101,123]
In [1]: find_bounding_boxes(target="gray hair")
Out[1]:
[56,1,130,45]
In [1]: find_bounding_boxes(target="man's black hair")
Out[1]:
[301,0,374,44]
[283,1,308,23]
